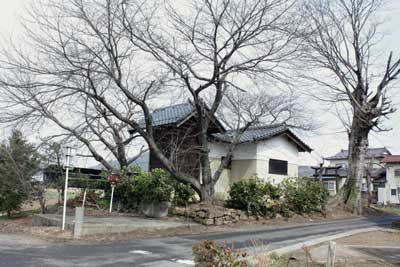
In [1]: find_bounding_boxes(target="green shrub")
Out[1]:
[227,179,280,217]
[173,182,196,206]
[192,240,248,267]
[138,168,174,203]
[280,177,328,214]
[107,168,195,211]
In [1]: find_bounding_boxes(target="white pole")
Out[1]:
[82,188,87,209]
[109,185,115,213]
[62,146,71,231]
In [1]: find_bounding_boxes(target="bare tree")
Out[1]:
[301,0,400,213]
[122,0,304,200]
[0,0,305,201]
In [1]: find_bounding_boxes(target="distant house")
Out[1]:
[311,166,347,196]
[313,147,391,201]
[379,155,400,205]
[138,102,312,199]
[325,147,391,169]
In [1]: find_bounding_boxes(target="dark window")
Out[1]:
[269,159,288,175]
[395,169,400,177]
[391,189,397,196]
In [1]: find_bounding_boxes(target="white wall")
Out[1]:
[385,163,400,204]
[208,142,228,159]
[256,135,300,163]
[255,135,300,181]
[208,137,304,198]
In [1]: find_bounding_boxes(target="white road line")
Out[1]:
[175,259,195,265]
[129,250,152,255]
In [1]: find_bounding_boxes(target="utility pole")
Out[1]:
[62,146,72,231]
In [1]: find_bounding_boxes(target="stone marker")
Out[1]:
[326,241,337,267]
[74,207,84,238]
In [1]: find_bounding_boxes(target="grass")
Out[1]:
[378,206,400,215]
[45,189,78,201]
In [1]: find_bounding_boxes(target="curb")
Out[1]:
[267,226,384,255]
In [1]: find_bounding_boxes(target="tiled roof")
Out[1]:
[146,103,194,127]
[211,124,312,152]
[325,147,391,160]
[382,155,400,164]
[139,103,312,152]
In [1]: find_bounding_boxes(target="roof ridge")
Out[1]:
[246,123,286,131]
[153,102,192,113]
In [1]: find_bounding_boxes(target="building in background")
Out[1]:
[379,155,400,205]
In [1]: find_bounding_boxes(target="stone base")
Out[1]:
[173,204,252,226]
[140,201,171,218]
[32,213,195,236]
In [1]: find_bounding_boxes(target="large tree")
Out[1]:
[0,0,306,201]
[301,0,400,213]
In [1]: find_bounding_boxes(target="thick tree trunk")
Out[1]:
[199,122,214,202]
[343,117,369,214]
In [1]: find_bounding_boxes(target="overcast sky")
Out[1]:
[0,0,399,166]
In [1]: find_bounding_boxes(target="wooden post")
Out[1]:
[326,241,337,267]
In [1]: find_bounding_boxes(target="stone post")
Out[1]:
[326,241,337,267]
[74,207,84,238]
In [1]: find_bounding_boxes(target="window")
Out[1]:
[324,182,335,190]
[391,189,397,196]
[395,169,400,177]
[269,159,288,175]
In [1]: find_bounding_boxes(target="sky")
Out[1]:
[0,0,399,166]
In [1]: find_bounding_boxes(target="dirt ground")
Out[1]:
[288,230,400,267]
[338,230,400,247]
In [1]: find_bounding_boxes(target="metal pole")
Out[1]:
[109,185,115,213]
[62,146,71,231]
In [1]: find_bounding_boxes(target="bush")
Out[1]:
[227,177,328,218]
[137,168,174,203]
[192,240,248,267]
[107,168,195,211]
[280,177,328,214]
[173,182,196,206]
[227,179,280,217]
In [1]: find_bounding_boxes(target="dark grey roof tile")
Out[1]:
[325,147,391,160]
[145,102,194,127]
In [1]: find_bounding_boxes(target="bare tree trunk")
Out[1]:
[344,117,369,214]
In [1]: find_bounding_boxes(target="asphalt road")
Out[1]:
[0,215,398,267]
